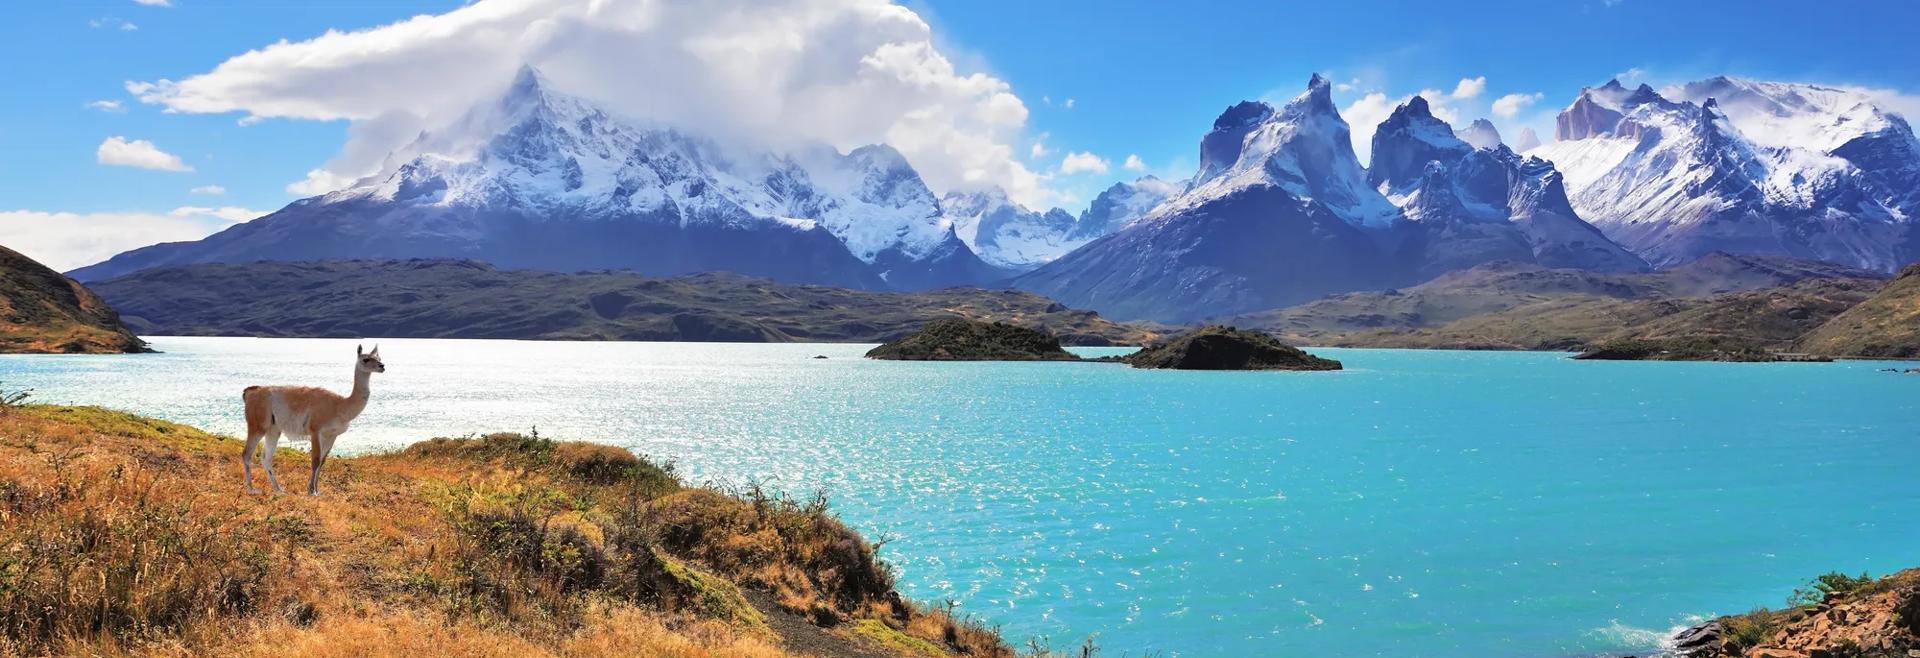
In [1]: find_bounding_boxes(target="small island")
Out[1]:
[866,318,1082,361]
[1124,326,1343,371]
[1571,337,1830,362]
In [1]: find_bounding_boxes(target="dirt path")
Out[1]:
[742,590,900,658]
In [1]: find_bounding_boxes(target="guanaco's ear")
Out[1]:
[370,344,380,357]
[357,344,364,357]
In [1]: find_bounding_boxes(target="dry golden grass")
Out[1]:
[0,405,1022,658]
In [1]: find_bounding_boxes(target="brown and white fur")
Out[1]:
[241,345,385,495]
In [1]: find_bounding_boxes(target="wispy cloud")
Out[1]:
[1123,154,1146,172]
[97,136,192,172]
[0,207,261,271]
[1491,92,1544,118]
[122,0,1060,206]
[133,0,173,6]
[86,100,126,113]
[1450,77,1486,99]
[1060,151,1109,175]
[89,17,138,31]
[189,184,226,195]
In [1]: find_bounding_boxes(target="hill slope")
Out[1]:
[0,405,1027,657]
[1235,253,1882,346]
[1797,262,1920,357]
[0,245,147,354]
[90,259,1155,345]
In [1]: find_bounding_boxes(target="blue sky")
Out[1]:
[6,0,1920,270]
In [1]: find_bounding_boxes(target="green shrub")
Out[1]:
[1723,608,1780,654]
[1791,571,1877,607]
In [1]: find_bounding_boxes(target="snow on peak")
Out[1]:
[325,65,967,267]
[1368,96,1472,193]
[1529,75,1917,270]
[1168,75,1399,228]
[1512,127,1543,152]
[1458,118,1504,150]
[1074,175,1178,238]
[939,187,1080,269]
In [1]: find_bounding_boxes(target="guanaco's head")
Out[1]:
[356,344,386,374]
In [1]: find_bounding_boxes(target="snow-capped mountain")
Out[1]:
[71,66,997,289]
[1369,97,1646,276]
[939,188,1081,271]
[1015,75,1644,322]
[1528,77,1920,271]
[1071,175,1179,240]
[1511,127,1543,153]
[1457,118,1504,150]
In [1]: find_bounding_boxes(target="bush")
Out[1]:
[0,382,29,411]
[0,455,277,653]
[1723,608,1780,654]
[1791,571,1877,607]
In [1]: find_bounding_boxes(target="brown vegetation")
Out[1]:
[1678,570,1920,658]
[0,245,148,354]
[0,405,1028,657]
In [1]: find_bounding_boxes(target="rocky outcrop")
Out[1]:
[1555,80,1629,140]
[1124,326,1342,371]
[1675,569,1920,658]
[865,319,1079,361]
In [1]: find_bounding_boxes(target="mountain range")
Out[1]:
[67,67,1920,324]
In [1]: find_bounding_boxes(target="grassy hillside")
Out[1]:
[0,405,1049,658]
[0,245,147,354]
[1335,277,1881,352]
[1235,254,1884,346]
[91,260,1156,346]
[1797,263,1920,358]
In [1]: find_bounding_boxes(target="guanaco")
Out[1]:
[241,345,384,495]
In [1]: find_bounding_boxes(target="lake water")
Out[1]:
[3,337,1917,657]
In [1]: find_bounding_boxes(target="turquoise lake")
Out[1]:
[3,337,1917,657]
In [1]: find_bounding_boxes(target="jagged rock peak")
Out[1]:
[1213,101,1275,130]
[1401,95,1434,117]
[1300,73,1336,112]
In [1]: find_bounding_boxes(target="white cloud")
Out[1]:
[287,169,360,196]
[89,17,138,31]
[1029,132,1051,159]
[97,136,192,172]
[1450,76,1486,99]
[87,100,126,113]
[1063,98,1075,109]
[1342,93,1396,162]
[1059,151,1109,175]
[1123,154,1146,171]
[189,184,226,195]
[1491,92,1544,118]
[134,0,173,6]
[125,0,1055,206]
[1615,67,1645,82]
[169,206,265,222]
[0,207,259,272]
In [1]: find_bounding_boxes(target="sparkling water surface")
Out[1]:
[4,337,1916,657]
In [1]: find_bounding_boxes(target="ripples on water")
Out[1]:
[4,337,1917,657]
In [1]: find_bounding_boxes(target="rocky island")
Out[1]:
[865,318,1081,361]
[0,245,148,354]
[1124,326,1343,371]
